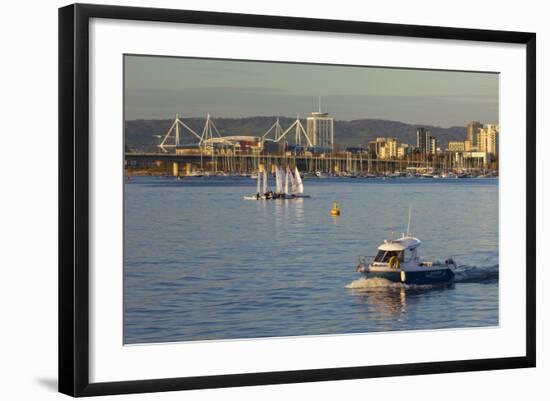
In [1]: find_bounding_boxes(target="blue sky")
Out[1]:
[124,55,499,127]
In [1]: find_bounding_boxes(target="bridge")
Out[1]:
[127,114,466,176]
[125,151,435,176]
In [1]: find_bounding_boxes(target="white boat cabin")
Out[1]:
[371,236,421,268]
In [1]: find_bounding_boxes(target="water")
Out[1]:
[124,176,499,344]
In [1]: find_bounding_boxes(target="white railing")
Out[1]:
[358,255,376,265]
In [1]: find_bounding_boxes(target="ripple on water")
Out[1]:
[124,177,499,343]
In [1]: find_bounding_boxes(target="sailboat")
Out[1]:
[243,169,271,200]
[275,166,284,197]
[243,166,310,200]
[287,167,310,198]
[271,167,310,199]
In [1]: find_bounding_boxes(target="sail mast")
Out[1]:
[406,205,412,236]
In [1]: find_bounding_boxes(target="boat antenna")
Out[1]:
[406,205,412,236]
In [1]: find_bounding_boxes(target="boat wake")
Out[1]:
[453,264,499,283]
[345,277,434,291]
[346,264,498,291]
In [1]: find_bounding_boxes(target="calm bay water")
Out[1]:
[124,176,498,344]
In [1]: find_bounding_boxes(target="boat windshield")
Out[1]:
[374,250,404,262]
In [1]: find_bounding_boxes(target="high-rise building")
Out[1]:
[306,107,334,151]
[416,128,437,155]
[374,137,387,158]
[379,145,389,160]
[486,124,498,155]
[467,121,483,149]
[416,128,430,153]
[430,137,438,154]
[386,138,398,159]
[477,124,499,155]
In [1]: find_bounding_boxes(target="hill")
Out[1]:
[124,116,466,152]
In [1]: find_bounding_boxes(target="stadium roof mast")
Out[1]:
[157,114,202,153]
[262,116,313,147]
[295,115,302,146]
[199,113,223,146]
[262,117,284,142]
[157,113,224,152]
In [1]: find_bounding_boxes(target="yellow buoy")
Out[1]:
[330,202,341,216]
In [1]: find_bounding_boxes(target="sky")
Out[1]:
[124,55,499,127]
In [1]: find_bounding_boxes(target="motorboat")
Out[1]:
[356,236,456,285]
[355,208,456,285]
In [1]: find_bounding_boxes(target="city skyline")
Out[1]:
[124,55,499,127]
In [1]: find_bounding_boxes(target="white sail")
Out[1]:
[290,170,300,194]
[284,168,289,195]
[294,167,304,194]
[275,166,283,194]
[263,170,268,194]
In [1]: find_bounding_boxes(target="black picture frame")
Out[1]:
[59,3,536,397]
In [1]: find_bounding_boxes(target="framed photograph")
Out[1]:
[58,3,536,397]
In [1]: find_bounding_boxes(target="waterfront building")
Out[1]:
[467,121,483,149]
[374,137,398,159]
[367,140,378,158]
[306,108,334,152]
[416,128,430,153]
[430,137,438,155]
[398,143,412,159]
[176,135,263,156]
[373,137,387,158]
[379,145,388,160]
[478,124,499,155]
[345,146,366,154]
[464,140,473,151]
[175,144,204,155]
[385,138,398,159]
[463,151,489,167]
[448,141,465,152]
[416,128,438,155]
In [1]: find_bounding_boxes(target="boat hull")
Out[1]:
[362,268,454,285]
[243,194,310,200]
